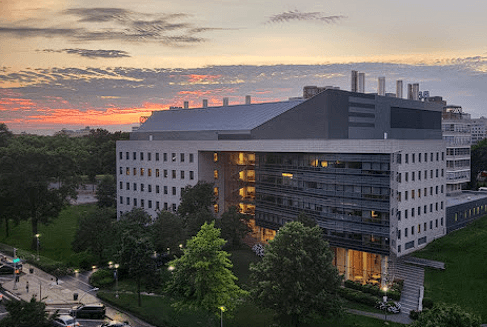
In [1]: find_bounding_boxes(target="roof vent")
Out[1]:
[223,97,229,106]
[245,95,251,105]
[184,101,189,109]
[202,99,208,108]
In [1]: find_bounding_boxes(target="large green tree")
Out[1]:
[72,207,116,264]
[178,181,216,237]
[250,221,342,327]
[166,221,247,315]
[0,297,57,327]
[152,210,185,256]
[412,303,481,327]
[217,205,251,249]
[115,208,154,306]
[95,175,117,208]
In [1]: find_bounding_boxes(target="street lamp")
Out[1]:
[78,287,99,304]
[114,263,119,299]
[35,234,40,261]
[219,306,226,327]
[382,286,388,321]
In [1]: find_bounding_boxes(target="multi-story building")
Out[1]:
[470,117,487,144]
[442,105,471,195]
[117,86,447,286]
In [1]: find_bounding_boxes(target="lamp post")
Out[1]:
[382,286,388,321]
[114,263,119,298]
[78,287,99,304]
[219,306,226,327]
[35,234,40,261]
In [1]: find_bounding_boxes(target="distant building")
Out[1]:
[57,126,92,137]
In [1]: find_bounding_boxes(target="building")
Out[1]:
[470,117,487,144]
[441,105,471,195]
[117,86,447,286]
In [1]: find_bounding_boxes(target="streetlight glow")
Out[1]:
[35,234,40,261]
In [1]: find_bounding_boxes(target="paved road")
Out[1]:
[0,254,155,327]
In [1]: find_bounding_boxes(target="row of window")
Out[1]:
[119,151,194,163]
[398,218,443,241]
[396,151,445,164]
[119,182,185,195]
[397,169,444,183]
[119,199,220,213]
[446,148,470,156]
[398,185,444,201]
[120,167,194,180]
[398,236,427,253]
[398,201,444,220]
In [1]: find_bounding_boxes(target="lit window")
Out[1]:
[214,170,219,179]
[140,168,145,176]
[282,173,293,178]
[214,187,219,197]
[133,168,137,176]
[156,169,160,177]
[126,167,130,175]
[214,204,219,213]
[148,169,152,177]
[214,152,218,162]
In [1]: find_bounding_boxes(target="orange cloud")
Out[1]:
[0,98,37,111]
[187,74,221,84]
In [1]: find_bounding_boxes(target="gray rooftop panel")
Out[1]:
[136,99,304,133]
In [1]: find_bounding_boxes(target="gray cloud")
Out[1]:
[0,7,222,46]
[267,10,346,24]
[42,48,131,58]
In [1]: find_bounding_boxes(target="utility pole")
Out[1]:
[13,248,17,290]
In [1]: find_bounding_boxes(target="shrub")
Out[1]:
[338,287,380,307]
[422,297,434,309]
[89,268,115,288]
[409,309,421,320]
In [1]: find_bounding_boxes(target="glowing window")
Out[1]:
[214,152,218,162]
[282,173,293,178]
[133,168,137,175]
[214,204,219,213]
[148,169,152,177]
[321,161,328,167]
[214,170,219,179]
[140,168,145,176]
[126,167,130,175]
[214,187,219,197]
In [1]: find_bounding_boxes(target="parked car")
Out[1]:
[70,303,106,319]
[98,321,132,327]
[52,315,80,327]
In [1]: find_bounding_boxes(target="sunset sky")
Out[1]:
[1,0,487,134]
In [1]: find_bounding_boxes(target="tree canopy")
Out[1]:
[250,221,342,327]
[412,303,481,327]
[0,297,56,327]
[166,221,248,314]
[217,205,251,249]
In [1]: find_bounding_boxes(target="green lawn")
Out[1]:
[0,204,96,266]
[413,215,487,322]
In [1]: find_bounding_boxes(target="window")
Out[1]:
[441,169,444,177]
[172,170,176,179]
[214,187,219,197]
[430,152,433,161]
[398,173,401,183]
[405,154,409,163]
[398,245,401,253]
[424,170,427,180]
[436,202,438,211]
[156,153,159,161]
[126,168,130,175]
[412,153,415,163]
[119,152,123,160]
[398,192,401,201]
[405,228,408,237]
[164,169,168,178]
[436,219,438,228]
[436,186,439,194]
[134,198,137,207]
[119,181,123,189]
[411,190,415,199]
[156,169,160,177]
[424,187,427,197]
[190,171,194,180]
[441,201,444,209]
[424,222,427,231]
[430,187,433,196]
[436,169,439,178]
[430,170,433,179]
[126,197,130,205]
[156,201,160,209]
[133,152,136,160]
[126,182,130,190]
[148,184,152,193]
[141,199,144,207]
[119,167,123,175]
[405,172,409,182]
[126,152,129,160]
[181,171,185,179]
[436,152,439,161]
[180,153,185,162]
[164,186,168,194]
[120,196,123,204]
[398,229,401,239]
[172,187,176,195]
[140,168,145,176]
[418,170,421,180]
[418,189,421,198]
[141,184,144,192]
[214,204,219,213]
[214,152,218,162]
[148,153,151,161]
[156,185,160,193]
[442,152,445,160]
[397,153,402,164]
[430,203,433,212]
[133,168,137,176]
[405,240,414,249]
[133,183,137,191]
[214,170,219,179]
[140,152,144,161]
[172,153,176,162]
[417,206,421,215]
[424,153,427,162]
[405,209,408,219]
[148,200,152,208]
[164,202,168,210]
[148,169,152,177]
[418,153,421,162]
[172,203,177,212]
[430,221,433,229]
[164,153,167,161]
[189,153,194,163]
[441,185,444,193]
[424,205,427,214]
[411,226,415,235]
[412,171,415,181]
[441,218,444,226]
[412,208,415,217]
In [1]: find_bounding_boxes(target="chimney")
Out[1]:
[202,99,208,108]
[183,101,189,109]
[378,77,385,96]
[223,97,229,106]
[396,80,403,98]
[245,95,251,105]
[412,83,419,101]
[358,73,365,93]
[351,70,358,92]
[407,84,413,100]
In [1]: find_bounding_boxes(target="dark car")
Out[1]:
[70,303,106,319]
[98,322,132,327]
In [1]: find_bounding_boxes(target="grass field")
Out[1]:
[414,215,487,322]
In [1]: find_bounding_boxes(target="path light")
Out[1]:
[219,306,226,327]
[35,234,40,261]
[382,286,388,321]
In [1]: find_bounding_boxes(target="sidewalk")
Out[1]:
[347,308,413,325]
[0,257,154,327]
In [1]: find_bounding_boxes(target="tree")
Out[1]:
[250,221,342,327]
[0,297,57,327]
[0,123,13,147]
[296,211,317,227]
[178,181,216,237]
[72,207,116,264]
[412,303,481,327]
[115,208,154,306]
[470,139,487,189]
[96,175,117,208]
[217,205,251,249]
[166,221,248,315]
[152,210,185,256]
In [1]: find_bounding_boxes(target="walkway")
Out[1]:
[347,309,412,325]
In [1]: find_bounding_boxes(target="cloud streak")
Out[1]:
[267,10,346,24]
[42,48,131,59]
